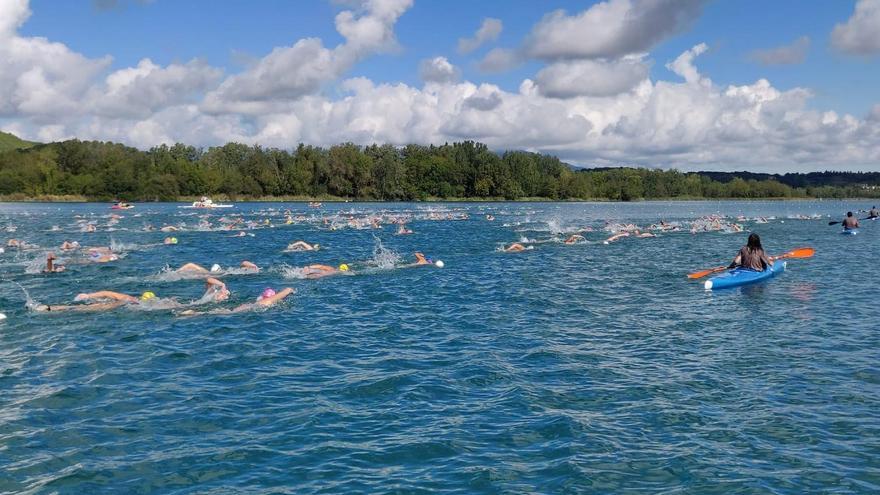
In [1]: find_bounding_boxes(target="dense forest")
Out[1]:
[1,138,879,201]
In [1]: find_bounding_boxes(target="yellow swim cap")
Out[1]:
[140,291,156,301]
[339,264,349,272]
[171,237,178,244]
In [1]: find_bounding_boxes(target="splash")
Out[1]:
[371,237,400,269]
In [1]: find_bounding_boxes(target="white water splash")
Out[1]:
[371,237,400,269]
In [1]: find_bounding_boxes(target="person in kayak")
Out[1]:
[869,206,879,219]
[842,211,860,230]
[728,233,773,271]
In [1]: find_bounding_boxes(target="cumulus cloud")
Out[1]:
[749,36,810,65]
[92,58,223,118]
[4,0,880,173]
[477,48,522,73]
[524,0,707,60]
[666,42,710,86]
[203,0,412,114]
[535,56,650,98]
[418,56,459,84]
[0,0,29,38]
[832,0,880,55]
[457,18,502,54]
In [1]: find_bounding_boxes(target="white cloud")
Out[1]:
[203,0,412,114]
[477,48,521,73]
[4,1,880,173]
[749,36,810,65]
[535,56,650,98]
[419,56,460,84]
[0,0,29,38]
[666,42,710,86]
[458,18,502,54]
[832,0,880,55]
[93,58,223,118]
[524,0,706,60]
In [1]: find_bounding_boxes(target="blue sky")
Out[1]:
[3,0,880,172]
[20,0,875,115]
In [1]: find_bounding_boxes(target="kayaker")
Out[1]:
[869,206,879,219]
[842,211,860,230]
[728,233,773,271]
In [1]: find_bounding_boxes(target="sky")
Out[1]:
[1,0,880,173]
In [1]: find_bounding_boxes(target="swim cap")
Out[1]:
[140,291,156,301]
[210,264,222,273]
[171,237,178,244]
[259,288,276,300]
[435,260,444,268]
[339,264,349,272]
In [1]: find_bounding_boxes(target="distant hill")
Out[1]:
[0,131,37,152]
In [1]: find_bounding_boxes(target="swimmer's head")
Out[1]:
[339,263,349,272]
[435,260,444,268]
[170,237,178,244]
[210,264,222,273]
[259,288,276,300]
[140,291,156,301]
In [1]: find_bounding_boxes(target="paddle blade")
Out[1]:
[775,247,815,260]
[687,265,725,279]
[828,221,840,226]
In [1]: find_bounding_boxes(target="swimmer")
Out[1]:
[486,215,495,221]
[414,252,431,265]
[163,237,178,245]
[33,290,149,312]
[564,234,586,245]
[174,262,218,274]
[6,239,21,248]
[504,243,526,252]
[83,224,96,233]
[43,253,65,273]
[60,240,80,251]
[302,264,349,279]
[179,287,295,315]
[160,225,179,232]
[603,232,630,244]
[285,240,318,251]
[396,224,413,235]
[203,277,230,302]
[87,248,118,263]
[240,261,259,271]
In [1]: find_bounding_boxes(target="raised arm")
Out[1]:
[75,291,138,303]
[256,288,294,307]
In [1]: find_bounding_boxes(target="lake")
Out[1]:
[1,200,878,493]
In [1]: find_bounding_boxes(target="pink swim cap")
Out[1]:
[259,288,276,300]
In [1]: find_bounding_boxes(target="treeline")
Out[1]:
[1,139,878,201]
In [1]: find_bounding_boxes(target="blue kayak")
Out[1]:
[704,261,786,291]
[841,229,858,235]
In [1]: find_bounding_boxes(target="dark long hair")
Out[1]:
[746,233,762,251]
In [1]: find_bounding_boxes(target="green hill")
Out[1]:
[0,131,37,152]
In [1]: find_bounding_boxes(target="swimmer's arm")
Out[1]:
[75,291,138,303]
[256,288,294,306]
[205,277,226,289]
[240,261,259,270]
[177,263,208,273]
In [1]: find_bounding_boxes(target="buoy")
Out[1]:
[435,260,445,268]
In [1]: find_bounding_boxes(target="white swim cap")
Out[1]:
[434,260,444,268]
[210,264,221,273]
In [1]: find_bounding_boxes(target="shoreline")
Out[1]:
[0,195,875,204]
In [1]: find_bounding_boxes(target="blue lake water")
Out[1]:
[1,200,878,493]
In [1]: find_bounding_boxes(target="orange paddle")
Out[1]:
[687,247,815,280]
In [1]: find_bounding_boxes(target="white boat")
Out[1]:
[179,197,234,209]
